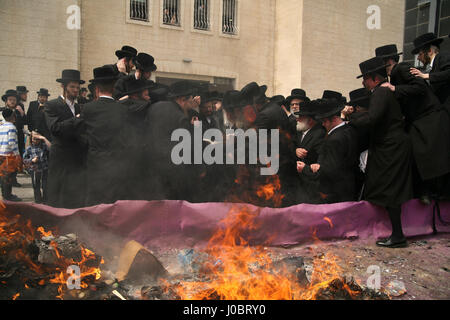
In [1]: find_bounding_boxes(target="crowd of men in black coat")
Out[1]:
[2,32,449,248]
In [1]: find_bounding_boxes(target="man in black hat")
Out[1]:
[114,53,157,100]
[115,45,138,76]
[27,89,51,141]
[293,100,326,204]
[376,44,450,204]
[78,65,130,206]
[145,80,198,201]
[15,86,28,164]
[198,92,219,131]
[44,69,86,209]
[119,78,154,200]
[409,33,450,112]
[297,99,359,204]
[352,57,413,248]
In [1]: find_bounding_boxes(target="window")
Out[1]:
[163,0,180,26]
[438,0,450,52]
[130,0,149,22]
[194,0,210,30]
[222,0,238,35]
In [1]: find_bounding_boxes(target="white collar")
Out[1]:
[430,55,436,69]
[328,122,345,135]
[99,95,114,100]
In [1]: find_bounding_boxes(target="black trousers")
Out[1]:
[30,170,48,203]
[1,172,14,198]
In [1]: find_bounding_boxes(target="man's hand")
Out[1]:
[31,156,38,163]
[281,105,291,117]
[191,116,200,126]
[297,161,306,173]
[135,69,141,80]
[341,106,354,117]
[311,164,321,173]
[410,68,429,80]
[296,148,308,159]
[119,95,129,101]
[117,58,127,74]
[16,105,25,116]
[380,82,396,92]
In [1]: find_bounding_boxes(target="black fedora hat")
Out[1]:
[269,95,286,107]
[223,90,244,111]
[322,90,342,101]
[240,82,267,105]
[286,88,310,105]
[375,44,403,59]
[168,80,195,98]
[148,83,169,103]
[123,79,153,96]
[411,33,444,55]
[115,45,138,60]
[357,57,388,79]
[36,88,50,96]
[89,64,120,83]
[294,100,318,118]
[133,53,157,72]
[348,88,370,108]
[16,86,29,94]
[2,89,19,102]
[57,69,85,84]
[314,99,344,120]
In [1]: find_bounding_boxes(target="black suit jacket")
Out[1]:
[303,124,359,204]
[44,96,85,208]
[429,53,450,108]
[297,123,326,165]
[27,100,39,130]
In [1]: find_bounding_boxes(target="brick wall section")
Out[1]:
[0,0,80,106]
[301,0,405,100]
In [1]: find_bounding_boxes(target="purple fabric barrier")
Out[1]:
[3,200,450,248]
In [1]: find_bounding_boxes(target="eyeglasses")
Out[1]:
[290,102,301,107]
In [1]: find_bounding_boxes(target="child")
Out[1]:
[23,131,51,203]
[0,108,22,201]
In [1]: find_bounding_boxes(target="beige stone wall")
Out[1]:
[80,0,276,94]
[0,0,80,104]
[300,0,405,100]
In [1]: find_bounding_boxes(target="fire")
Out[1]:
[171,205,356,300]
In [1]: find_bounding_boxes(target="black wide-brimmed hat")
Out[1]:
[209,91,223,102]
[168,80,195,98]
[57,69,85,84]
[133,53,157,72]
[2,89,19,102]
[375,44,403,59]
[348,88,370,109]
[223,90,244,111]
[123,79,153,96]
[149,83,169,103]
[115,45,138,60]
[2,108,14,119]
[322,90,342,101]
[240,82,267,105]
[294,100,318,118]
[269,95,286,107]
[286,89,310,106]
[314,99,344,120]
[89,64,120,83]
[357,57,389,79]
[36,88,50,96]
[16,86,29,94]
[411,33,444,55]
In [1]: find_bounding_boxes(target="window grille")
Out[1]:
[222,0,237,34]
[130,0,149,22]
[194,0,210,30]
[163,0,181,26]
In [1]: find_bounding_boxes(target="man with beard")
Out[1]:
[376,44,450,204]
[114,52,157,100]
[44,70,85,208]
[285,89,310,134]
[198,92,219,131]
[78,65,129,206]
[114,45,137,76]
[27,89,50,133]
[352,57,413,248]
[145,80,197,201]
[409,33,450,113]
[297,99,359,204]
[293,100,326,203]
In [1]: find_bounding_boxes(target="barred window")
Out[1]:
[194,0,210,30]
[130,0,149,22]
[222,0,238,35]
[163,0,180,26]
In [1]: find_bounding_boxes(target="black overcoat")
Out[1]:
[429,53,450,111]
[44,96,85,208]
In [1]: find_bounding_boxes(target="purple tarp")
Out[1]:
[3,200,450,248]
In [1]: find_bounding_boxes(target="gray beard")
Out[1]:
[296,121,309,132]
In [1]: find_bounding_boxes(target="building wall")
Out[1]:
[0,0,80,101]
[300,0,405,100]
[80,0,276,94]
